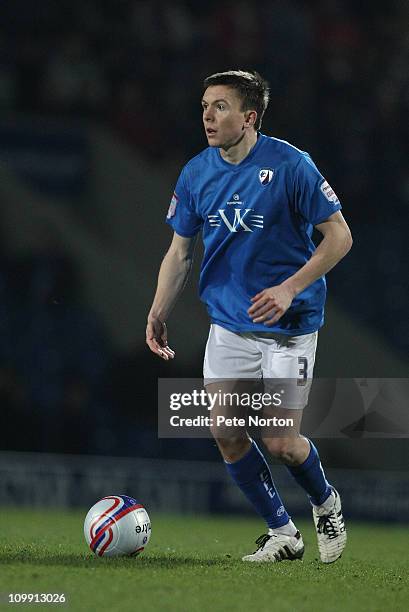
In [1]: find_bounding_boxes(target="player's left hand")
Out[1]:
[248,284,295,326]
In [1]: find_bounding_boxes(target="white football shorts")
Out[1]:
[203,324,318,409]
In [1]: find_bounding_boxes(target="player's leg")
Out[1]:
[264,429,346,563]
[207,383,305,563]
[260,332,347,563]
[204,325,304,563]
[260,409,332,506]
[207,380,294,531]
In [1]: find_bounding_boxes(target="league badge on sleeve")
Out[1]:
[167,192,179,219]
[320,180,340,204]
[259,168,274,185]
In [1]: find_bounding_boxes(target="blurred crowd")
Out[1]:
[0,238,206,457]
[1,1,408,163]
[0,0,408,455]
[0,238,111,454]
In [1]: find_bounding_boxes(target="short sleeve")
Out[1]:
[293,154,342,225]
[165,166,203,237]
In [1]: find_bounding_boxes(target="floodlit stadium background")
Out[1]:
[0,0,408,520]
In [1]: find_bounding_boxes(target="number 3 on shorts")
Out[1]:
[298,356,308,386]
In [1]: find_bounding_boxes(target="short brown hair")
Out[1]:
[203,70,270,130]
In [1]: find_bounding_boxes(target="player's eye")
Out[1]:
[217,104,225,111]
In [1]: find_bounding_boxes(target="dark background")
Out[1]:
[0,0,408,468]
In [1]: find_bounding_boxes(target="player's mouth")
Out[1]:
[206,128,217,137]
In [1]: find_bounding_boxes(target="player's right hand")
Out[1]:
[146,318,175,360]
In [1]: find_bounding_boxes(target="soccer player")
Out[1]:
[146,70,352,563]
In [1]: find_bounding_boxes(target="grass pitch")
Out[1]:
[0,509,408,612]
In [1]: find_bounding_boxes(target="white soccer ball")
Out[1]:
[84,495,151,557]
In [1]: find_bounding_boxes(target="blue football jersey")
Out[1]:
[166,133,342,335]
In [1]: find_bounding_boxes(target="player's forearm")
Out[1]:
[282,226,352,297]
[148,250,193,322]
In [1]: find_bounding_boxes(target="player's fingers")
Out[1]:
[249,297,274,314]
[147,337,161,352]
[248,296,271,314]
[250,302,275,321]
[161,345,175,359]
[253,307,278,323]
[263,310,285,326]
[157,345,174,360]
[250,292,264,302]
[146,336,171,359]
[147,339,166,358]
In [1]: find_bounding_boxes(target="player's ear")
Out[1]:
[243,110,257,129]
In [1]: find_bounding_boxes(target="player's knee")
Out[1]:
[262,437,297,463]
[213,436,250,463]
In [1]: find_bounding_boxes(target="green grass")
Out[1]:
[0,509,408,612]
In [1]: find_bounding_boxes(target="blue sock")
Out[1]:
[225,440,290,529]
[286,440,332,506]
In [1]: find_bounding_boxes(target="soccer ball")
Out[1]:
[84,495,151,557]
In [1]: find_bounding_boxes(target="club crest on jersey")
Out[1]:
[320,180,339,204]
[167,192,179,218]
[259,168,274,185]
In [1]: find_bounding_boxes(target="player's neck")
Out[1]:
[219,131,258,165]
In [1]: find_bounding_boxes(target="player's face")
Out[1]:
[202,86,251,149]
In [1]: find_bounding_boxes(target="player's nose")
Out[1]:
[203,108,215,122]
